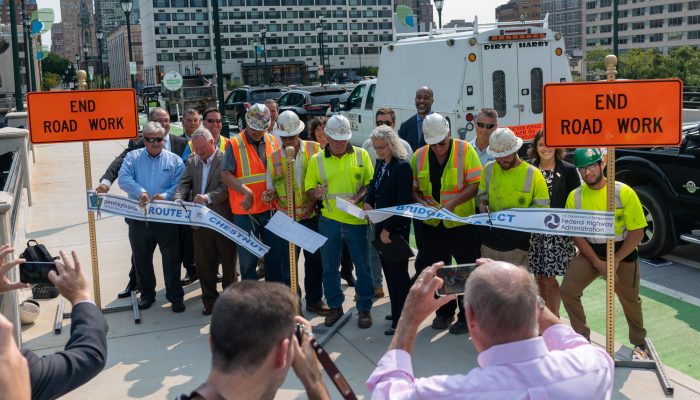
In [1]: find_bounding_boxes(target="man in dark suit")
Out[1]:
[0,245,108,400]
[175,127,237,315]
[398,86,434,152]
[96,107,188,299]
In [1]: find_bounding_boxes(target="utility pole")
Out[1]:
[211,0,229,137]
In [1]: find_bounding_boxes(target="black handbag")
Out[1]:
[21,240,60,299]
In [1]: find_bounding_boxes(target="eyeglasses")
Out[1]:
[476,122,496,129]
[578,163,599,174]
[153,119,170,124]
[206,119,222,123]
[375,120,392,127]
[144,137,164,143]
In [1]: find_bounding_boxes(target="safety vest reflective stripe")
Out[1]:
[479,162,495,203]
[228,132,281,214]
[233,136,252,177]
[466,166,481,183]
[573,182,625,243]
[413,146,429,187]
[238,174,266,185]
[479,162,547,204]
[455,141,466,189]
[523,165,535,193]
[533,198,550,206]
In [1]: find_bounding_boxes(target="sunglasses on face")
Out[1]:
[476,122,496,129]
[206,119,222,123]
[375,120,392,127]
[578,163,599,174]
[144,137,164,143]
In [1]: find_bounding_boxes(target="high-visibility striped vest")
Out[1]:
[182,135,227,160]
[413,139,482,228]
[269,140,321,220]
[478,161,550,209]
[227,130,281,215]
[572,182,625,244]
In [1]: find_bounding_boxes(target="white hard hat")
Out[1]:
[273,111,305,137]
[245,103,271,131]
[325,115,352,141]
[487,128,523,158]
[422,113,450,145]
[19,299,40,325]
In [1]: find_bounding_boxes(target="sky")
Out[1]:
[36,0,503,46]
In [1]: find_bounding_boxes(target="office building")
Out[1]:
[106,24,143,88]
[496,0,541,22]
[58,0,97,63]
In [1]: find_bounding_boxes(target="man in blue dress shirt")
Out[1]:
[119,121,186,312]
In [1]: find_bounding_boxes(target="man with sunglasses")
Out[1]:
[96,107,188,299]
[477,128,549,267]
[561,148,648,359]
[470,108,499,167]
[411,113,482,335]
[118,121,186,312]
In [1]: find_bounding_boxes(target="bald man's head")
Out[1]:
[464,261,538,346]
[414,86,434,117]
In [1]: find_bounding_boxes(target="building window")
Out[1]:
[154,13,171,21]
[299,10,315,18]
[173,12,190,21]
[493,71,506,118]
[283,24,299,31]
[364,34,378,42]
[649,19,663,28]
[266,11,281,18]
[174,39,192,47]
[689,15,700,25]
[334,9,347,18]
[247,0,262,5]
[334,47,349,55]
[191,0,207,6]
[171,0,186,6]
[349,10,361,18]
[350,35,362,42]
[156,40,172,48]
[668,3,683,12]
[333,34,348,42]
[599,12,611,20]
[618,23,627,31]
[649,33,663,42]
[688,31,700,39]
[362,9,376,17]
[599,0,611,6]
[690,1,700,10]
[281,0,296,4]
[586,0,596,8]
[618,10,628,17]
[282,11,296,18]
[351,47,363,54]
[153,0,169,7]
[668,17,683,27]
[193,39,210,47]
[668,31,683,40]
[586,14,596,22]
[632,22,645,30]
[632,35,645,43]
[378,9,392,17]
[631,7,645,16]
[649,5,663,14]
[157,53,174,61]
[365,46,379,54]
[285,49,300,57]
[600,24,612,33]
[192,12,208,20]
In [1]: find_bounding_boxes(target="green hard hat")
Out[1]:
[573,148,603,168]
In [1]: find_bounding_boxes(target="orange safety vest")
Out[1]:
[227,130,281,215]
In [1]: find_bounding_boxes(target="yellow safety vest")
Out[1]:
[412,139,482,228]
[478,160,550,212]
[268,140,321,220]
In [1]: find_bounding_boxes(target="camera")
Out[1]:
[436,263,478,296]
[20,261,57,284]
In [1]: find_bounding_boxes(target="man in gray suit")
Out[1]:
[175,127,237,315]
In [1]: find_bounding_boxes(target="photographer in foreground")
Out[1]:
[0,244,108,400]
[367,260,614,399]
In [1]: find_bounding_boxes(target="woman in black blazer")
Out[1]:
[527,130,581,317]
[363,125,414,335]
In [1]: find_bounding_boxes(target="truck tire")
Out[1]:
[635,185,675,258]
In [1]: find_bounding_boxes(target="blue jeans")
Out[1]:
[368,222,384,289]
[232,212,283,283]
[318,217,373,311]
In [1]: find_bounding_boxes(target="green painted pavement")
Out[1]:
[138,115,184,136]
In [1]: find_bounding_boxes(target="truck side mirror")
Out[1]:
[330,98,340,112]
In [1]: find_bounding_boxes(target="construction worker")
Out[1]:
[561,148,648,359]
[263,111,330,315]
[304,115,375,329]
[221,104,282,282]
[477,128,549,266]
[411,113,482,335]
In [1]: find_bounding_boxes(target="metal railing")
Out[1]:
[683,86,700,109]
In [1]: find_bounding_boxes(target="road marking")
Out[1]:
[664,255,700,271]
[640,279,700,308]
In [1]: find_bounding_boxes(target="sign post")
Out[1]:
[284,146,299,294]
[27,71,139,319]
[543,56,680,395]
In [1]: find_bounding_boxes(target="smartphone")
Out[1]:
[436,263,478,296]
[20,262,57,284]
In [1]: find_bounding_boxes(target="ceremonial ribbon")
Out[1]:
[86,191,270,257]
[365,203,615,239]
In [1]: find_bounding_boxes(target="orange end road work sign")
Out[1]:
[543,79,683,148]
[27,89,138,144]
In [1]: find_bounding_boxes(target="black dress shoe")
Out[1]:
[202,306,212,316]
[384,327,396,336]
[137,297,155,310]
[385,314,393,321]
[216,273,222,283]
[172,301,186,313]
[117,282,137,299]
[181,272,199,286]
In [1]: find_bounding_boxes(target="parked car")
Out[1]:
[224,87,284,130]
[277,86,349,134]
[615,122,700,258]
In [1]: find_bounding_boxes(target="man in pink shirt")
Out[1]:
[367,260,614,399]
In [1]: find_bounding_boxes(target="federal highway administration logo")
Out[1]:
[544,214,561,229]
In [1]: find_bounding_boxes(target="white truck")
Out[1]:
[337,16,572,146]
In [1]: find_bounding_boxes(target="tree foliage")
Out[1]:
[357,66,379,77]
[586,46,700,85]
[42,72,61,90]
[41,53,75,83]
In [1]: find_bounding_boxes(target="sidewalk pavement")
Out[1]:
[19,139,700,399]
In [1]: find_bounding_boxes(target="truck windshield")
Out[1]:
[310,91,347,105]
[251,90,282,102]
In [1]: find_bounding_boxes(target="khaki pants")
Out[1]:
[560,254,646,345]
[480,245,529,268]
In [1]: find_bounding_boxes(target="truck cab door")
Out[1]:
[481,43,520,126]
[344,84,367,139]
[359,83,377,141]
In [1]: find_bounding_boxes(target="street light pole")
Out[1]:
[211,0,229,137]
[261,27,269,85]
[254,42,260,85]
[74,54,79,89]
[434,0,444,29]
[20,0,32,93]
[316,26,324,84]
[96,29,104,89]
[121,0,136,89]
[9,0,23,110]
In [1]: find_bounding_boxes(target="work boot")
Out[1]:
[358,310,372,329]
[324,307,344,327]
[431,315,453,330]
[306,300,331,316]
[448,319,468,335]
[374,287,385,299]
